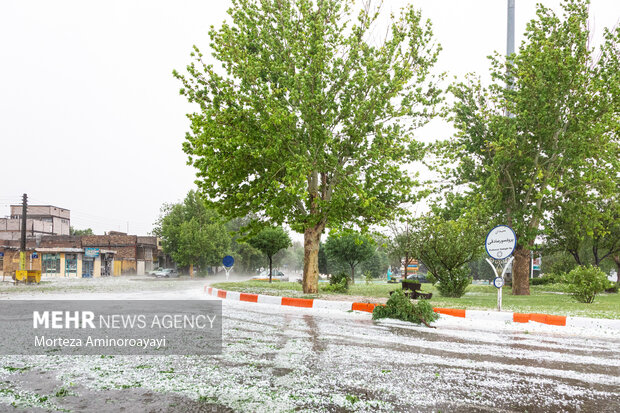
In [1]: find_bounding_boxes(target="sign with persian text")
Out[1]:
[485,225,516,260]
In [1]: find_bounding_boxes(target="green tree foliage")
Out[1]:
[325,231,374,284]
[387,219,416,279]
[410,214,483,298]
[441,0,620,295]
[321,271,349,293]
[174,0,442,293]
[226,217,266,274]
[154,191,231,272]
[361,248,389,279]
[248,226,292,282]
[318,243,328,275]
[546,196,620,268]
[468,256,495,281]
[70,227,94,236]
[372,290,438,327]
[567,265,609,303]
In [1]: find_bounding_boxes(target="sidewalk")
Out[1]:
[204,285,620,330]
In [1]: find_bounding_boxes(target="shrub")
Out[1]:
[427,266,471,298]
[330,271,350,287]
[566,266,608,303]
[530,273,566,285]
[372,290,439,327]
[321,271,350,293]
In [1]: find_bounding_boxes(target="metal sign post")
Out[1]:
[487,257,514,312]
[222,255,234,281]
[485,225,517,312]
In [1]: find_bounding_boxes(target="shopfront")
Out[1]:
[42,253,61,274]
[35,248,84,278]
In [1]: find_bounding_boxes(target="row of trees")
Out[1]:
[154,191,291,279]
[154,191,393,281]
[173,0,619,294]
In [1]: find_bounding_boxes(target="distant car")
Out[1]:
[148,267,164,276]
[154,268,178,278]
[253,270,287,281]
[406,273,428,283]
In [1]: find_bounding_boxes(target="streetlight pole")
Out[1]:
[507,0,515,58]
[506,1,515,115]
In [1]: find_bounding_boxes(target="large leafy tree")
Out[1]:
[325,231,374,283]
[174,0,441,293]
[444,0,619,295]
[154,191,231,274]
[248,226,292,282]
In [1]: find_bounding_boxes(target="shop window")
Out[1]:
[42,254,60,274]
[65,254,78,274]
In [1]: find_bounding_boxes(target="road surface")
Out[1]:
[0,277,618,412]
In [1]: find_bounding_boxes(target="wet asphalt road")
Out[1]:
[216,298,620,412]
[1,279,618,412]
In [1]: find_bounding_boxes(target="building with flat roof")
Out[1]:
[0,233,157,278]
[0,205,70,241]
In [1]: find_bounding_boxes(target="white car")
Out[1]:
[253,270,288,281]
[153,268,179,278]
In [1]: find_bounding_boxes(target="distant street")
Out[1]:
[1,277,619,412]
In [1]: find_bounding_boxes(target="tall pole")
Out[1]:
[507,0,515,58]
[505,0,515,118]
[20,193,27,272]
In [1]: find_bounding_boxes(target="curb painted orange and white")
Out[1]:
[204,286,620,330]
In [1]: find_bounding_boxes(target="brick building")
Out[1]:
[0,233,157,278]
[81,232,157,275]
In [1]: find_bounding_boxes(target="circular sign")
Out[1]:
[493,277,505,289]
[485,225,517,260]
[222,255,234,268]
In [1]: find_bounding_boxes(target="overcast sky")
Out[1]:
[1,0,617,235]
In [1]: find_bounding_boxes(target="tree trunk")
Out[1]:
[350,265,355,285]
[268,256,272,284]
[403,252,409,280]
[189,263,193,278]
[512,245,531,295]
[614,254,620,286]
[303,223,324,294]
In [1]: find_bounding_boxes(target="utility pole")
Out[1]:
[506,2,516,113]
[507,0,515,58]
[20,193,27,272]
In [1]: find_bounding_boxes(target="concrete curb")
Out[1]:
[204,285,620,330]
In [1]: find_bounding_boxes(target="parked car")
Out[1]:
[148,267,164,276]
[253,270,287,281]
[154,268,179,278]
[406,273,428,283]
